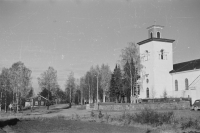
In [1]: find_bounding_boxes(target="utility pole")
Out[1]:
[0,90,2,112]
[96,73,99,103]
[4,85,6,113]
[16,87,18,113]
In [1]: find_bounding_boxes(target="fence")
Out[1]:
[95,98,191,111]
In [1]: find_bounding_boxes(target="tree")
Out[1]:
[120,42,141,103]
[40,88,52,100]
[109,65,123,103]
[109,73,116,102]
[54,87,66,104]
[85,71,91,104]
[38,67,58,100]
[65,72,75,105]
[122,61,131,102]
[100,64,111,102]
[163,89,167,98]
[26,87,34,98]
[9,62,32,111]
[80,77,86,105]
[0,68,12,112]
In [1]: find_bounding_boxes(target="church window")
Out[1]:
[146,88,149,98]
[157,32,160,38]
[144,50,149,61]
[175,80,178,91]
[159,49,167,60]
[150,32,153,38]
[185,78,189,90]
[160,49,164,59]
[146,79,149,83]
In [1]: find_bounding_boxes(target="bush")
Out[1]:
[181,118,200,130]
[120,108,174,126]
[133,108,174,126]
[91,111,95,117]
[98,111,104,119]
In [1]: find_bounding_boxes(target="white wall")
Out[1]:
[153,41,173,98]
[171,69,200,103]
[139,41,173,99]
[139,41,154,98]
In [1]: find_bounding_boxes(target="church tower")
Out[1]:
[137,25,175,99]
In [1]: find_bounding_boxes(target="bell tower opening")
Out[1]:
[147,25,164,39]
[157,32,160,38]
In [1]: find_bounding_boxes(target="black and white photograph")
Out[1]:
[0,0,200,132]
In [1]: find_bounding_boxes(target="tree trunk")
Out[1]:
[103,91,106,103]
[129,63,133,103]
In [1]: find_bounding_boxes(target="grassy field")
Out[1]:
[6,118,151,133]
[0,104,200,133]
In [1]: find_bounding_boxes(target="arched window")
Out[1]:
[150,32,153,38]
[185,78,189,90]
[144,50,149,61]
[175,80,178,91]
[157,32,160,38]
[160,49,164,60]
[146,88,149,98]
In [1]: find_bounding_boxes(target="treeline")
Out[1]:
[37,67,67,104]
[0,61,33,111]
[0,42,141,109]
[77,42,141,104]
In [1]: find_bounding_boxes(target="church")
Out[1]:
[137,25,200,104]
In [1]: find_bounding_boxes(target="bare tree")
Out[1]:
[38,67,58,103]
[65,72,75,106]
[9,62,32,112]
[100,64,111,102]
[120,42,141,103]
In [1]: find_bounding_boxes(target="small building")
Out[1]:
[31,95,49,107]
[25,99,31,107]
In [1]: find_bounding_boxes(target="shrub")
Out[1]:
[126,108,174,126]
[181,118,200,130]
[56,115,65,119]
[75,114,80,120]
[104,112,110,123]
[98,111,104,119]
[91,111,95,117]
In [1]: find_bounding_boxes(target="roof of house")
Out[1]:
[170,59,200,73]
[29,95,49,101]
[137,38,175,45]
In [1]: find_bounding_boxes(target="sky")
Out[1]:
[0,0,200,93]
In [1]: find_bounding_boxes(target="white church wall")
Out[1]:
[139,40,173,99]
[171,69,200,103]
[153,41,173,98]
[139,41,155,98]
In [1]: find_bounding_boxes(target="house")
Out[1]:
[137,25,200,104]
[30,95,49,107]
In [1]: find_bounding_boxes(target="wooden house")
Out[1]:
[31,95,49,107]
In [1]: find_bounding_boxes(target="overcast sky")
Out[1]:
[0,0,200,93]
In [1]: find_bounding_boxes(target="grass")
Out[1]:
[90,108,200,133]
[2,104,200,133]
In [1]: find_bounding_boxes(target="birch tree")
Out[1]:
[120,42,141,103]
[38,67,58,100]
[100,64,111,102]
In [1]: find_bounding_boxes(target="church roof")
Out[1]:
[170,59,200,73]
[146,25,164,30]
[137,38,175,45]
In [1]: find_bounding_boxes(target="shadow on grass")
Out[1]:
[0,118,20,128]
